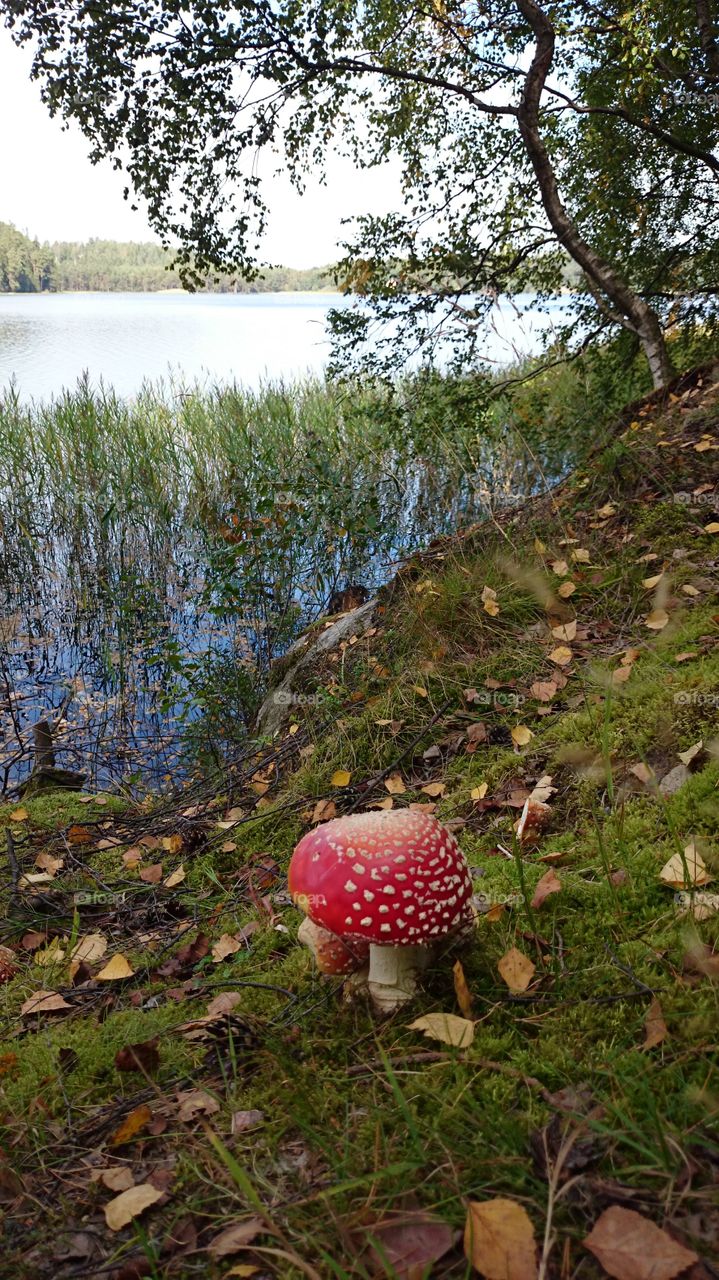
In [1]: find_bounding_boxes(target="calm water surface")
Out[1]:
[0,290,564,400]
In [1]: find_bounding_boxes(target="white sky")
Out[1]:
[0,27,399,266]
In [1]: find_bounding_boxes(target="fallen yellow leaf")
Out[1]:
[408,1012,474,1048]
[659,843,712,889]
[644,608,669,631]
[96,954,135,981]
[498,947,536,992]
[511,725,533,747]
[453,960,473,1018]
[104,1183,164,1232]
[464,1198,538,1280]
[549,644,573,666]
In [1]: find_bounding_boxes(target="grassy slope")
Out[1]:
[0,368,718,1279]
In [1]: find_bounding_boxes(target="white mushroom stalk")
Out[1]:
[289,808,473,1014]
[366,942,432,1013]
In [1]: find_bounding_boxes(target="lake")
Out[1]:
[0,289,565,400]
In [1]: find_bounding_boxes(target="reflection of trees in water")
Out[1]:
[0,382,561,792]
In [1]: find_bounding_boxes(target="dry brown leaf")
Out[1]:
[464,1198,538,1280]
[176,1089,220,1121]
[551,559,569,576]
[498,947,536,992]
[71,934,107,964]
[453,960,473,1018]
[572,548,591,563]
[642,573,664,590]
[384,772,406,795]
[104,1183,164,1232]
[139,864,163,884]
[530,680,558,701]
[206,991,243,1016]
[34,851,63,876]
[164,864,186,888]
[21,990,71,1016]
[531,869,562,908]
[645,608,669,631]
[100,1167,135,1192]
[208,1219,264,1260]
[312,798,336,823]
[583,1205,697,1280]
[557,580,576,598]
[643,999,668,1050]
[408,1012,474,1048]
[471,783,488,801]
[212,934,243,963]
[551,620,576,642]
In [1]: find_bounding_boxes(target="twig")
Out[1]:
[5,829,19,897]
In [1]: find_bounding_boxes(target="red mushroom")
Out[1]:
[289,808,473,1012]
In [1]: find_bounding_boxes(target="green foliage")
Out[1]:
[0,222,54,292]
[5,1,718,382]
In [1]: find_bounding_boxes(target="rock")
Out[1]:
[658,763,691,797]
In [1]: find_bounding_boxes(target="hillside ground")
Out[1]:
[0,365,718,1279]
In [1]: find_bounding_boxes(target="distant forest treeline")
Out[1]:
[0,222,335,293]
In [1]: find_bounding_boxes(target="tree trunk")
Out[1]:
[695,0,719,79]
[515,0,675,390]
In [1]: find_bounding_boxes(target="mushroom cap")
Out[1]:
[298,917,370,975]
[289,808,472,945]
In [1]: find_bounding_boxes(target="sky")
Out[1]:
[0,27,398,267]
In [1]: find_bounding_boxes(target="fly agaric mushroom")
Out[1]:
[289,809,473,1013]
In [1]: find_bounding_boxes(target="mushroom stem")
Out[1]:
[367,944,432,1014]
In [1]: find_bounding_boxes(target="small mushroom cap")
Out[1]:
[297,917,370,975]
[289,808,472,945]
